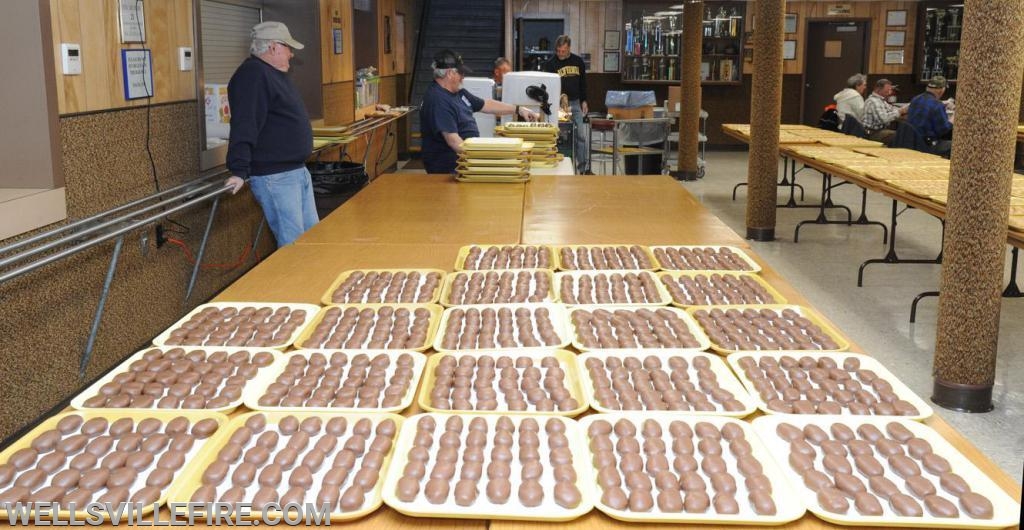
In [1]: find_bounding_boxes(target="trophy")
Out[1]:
[948,8,961,40]
[921,45,931,81]
[625,22,634,56]
[934,9,946,40]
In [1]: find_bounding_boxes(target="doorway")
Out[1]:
[801,20,870,124]
[514,17,565,71]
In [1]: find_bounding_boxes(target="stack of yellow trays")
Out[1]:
[497,123,561,167]
[456,137,530,183]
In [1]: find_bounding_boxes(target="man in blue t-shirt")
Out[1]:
[420,50,539,174]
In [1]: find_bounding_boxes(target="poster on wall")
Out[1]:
[122,49,153,100]
[118,0,146,43]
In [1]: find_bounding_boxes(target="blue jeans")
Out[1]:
[570,100,589,173]
[248,166,319,246]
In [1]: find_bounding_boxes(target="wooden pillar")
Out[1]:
[933,0,1024,412]
[673,0,703,181]
[744,0,784,241]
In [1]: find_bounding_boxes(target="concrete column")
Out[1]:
[744,0,784,241]
[933,0,1024,412]
[673,0,703,181]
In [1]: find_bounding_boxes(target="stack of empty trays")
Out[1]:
[456,137,531,183]
[497,122,562,167]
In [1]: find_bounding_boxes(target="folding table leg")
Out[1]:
[858,200,943,286]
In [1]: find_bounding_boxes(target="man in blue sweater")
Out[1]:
[906,75,954,156]
[225,21,316,246]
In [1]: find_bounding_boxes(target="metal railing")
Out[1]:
[0,168,259,377]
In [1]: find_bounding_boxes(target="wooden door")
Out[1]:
[801,20,869,124]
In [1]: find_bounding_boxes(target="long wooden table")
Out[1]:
[722,125,1024,249]
[88,174,1021,528]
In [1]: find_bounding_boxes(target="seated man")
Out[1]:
[834,73,867,123]
[906,75,954,156]
[861,78,907,146]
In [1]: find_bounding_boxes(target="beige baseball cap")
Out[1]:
[252,21,304,50]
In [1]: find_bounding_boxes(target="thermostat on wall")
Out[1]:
[179,47,193,71]
[179,47,192,71]
[61,43,82,75]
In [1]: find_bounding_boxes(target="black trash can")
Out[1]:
[307,160,368,218]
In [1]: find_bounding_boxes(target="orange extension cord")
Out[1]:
[166,237,261,271]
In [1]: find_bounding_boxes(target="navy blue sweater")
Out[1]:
[226,56,312,179]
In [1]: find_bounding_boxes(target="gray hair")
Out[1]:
[846,73,867,89]
[432,65,455,79]
[555,35,571,48]
[250,38,273,56]
[494,57,510,69]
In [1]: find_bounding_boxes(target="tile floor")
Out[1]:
[680,151,1023,483]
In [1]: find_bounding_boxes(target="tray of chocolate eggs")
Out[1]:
[728,352,933,419]
[433,303,571,353]
[416,350,587,416]
[649,245,761,273]
[567,306,711,352]
[439,269,555,307]
[243,351,426,414]
[658,271,787,308]
[555,245,657,271]
[320,269,446,305]
[687,305,850,355]
[576,351,755,417]
[751,416,1021,528]
[454,245,557,271]
[295,304,442,352]
[578,414,805,525]
[555,271,671,307]
[0,410,226,520]
[166,412,403,522]
[381,413,593,521]
[153,302,320,350]
[72,347,279,413]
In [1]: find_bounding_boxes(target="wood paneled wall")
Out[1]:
[49,0,195,114]
[377,0,397,76]
[505,0,622,73]
[320,0,355,83]
[744,1,917,76]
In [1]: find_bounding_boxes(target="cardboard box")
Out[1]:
[607,105,654,119]
[667,86,681,113]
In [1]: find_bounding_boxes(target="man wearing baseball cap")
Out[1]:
[861,78,907,146]
[224,21,317,246]
[419,49,539,174]
[906,75,954,156]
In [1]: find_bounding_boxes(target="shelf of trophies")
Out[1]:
[916,3,963,84]
[620,2,744,86]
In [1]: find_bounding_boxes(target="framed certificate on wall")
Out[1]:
[604,30,620,51]
[886,10,907,27]
[884,50,905,65]
[885,31,905,47]
[783,40,797,60]
[784,14,798,34]
[603,51,620,72]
